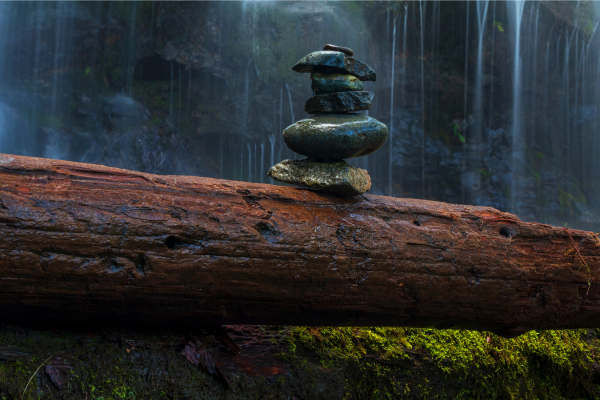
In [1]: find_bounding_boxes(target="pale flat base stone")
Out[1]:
[268,159,371,196]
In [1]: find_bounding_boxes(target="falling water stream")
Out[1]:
[388,14,396,196]
[0,1,598,231]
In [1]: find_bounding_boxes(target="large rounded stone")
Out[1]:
[283,114,388,161]
[311,72,363,94]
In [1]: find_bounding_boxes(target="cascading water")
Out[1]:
[0,3,7,153]
[461,1,470,204]
[508,0,526,216]
[285,82,294,124]
[473,0,489,144]
[388,13,396,196]
[401,5,408,115]
[0,1,598,231]
[419,0,426,198]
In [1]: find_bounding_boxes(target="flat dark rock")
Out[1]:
[323,44,354,56]
[311,72,363,95]
[305,91,371,114]
[268,158,371,196]
[292,51,376,82]
[283,113,388,161]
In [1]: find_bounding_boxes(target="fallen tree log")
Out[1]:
[0,153,599,336]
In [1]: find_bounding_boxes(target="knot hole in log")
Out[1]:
[499,227,513,238]
[254,221,280,238]
[165,236,185,249]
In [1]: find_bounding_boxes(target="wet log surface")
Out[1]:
[0,153,599,336]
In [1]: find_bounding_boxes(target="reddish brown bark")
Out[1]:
[0,153,599,336]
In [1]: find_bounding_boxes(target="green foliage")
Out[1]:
[478,168,491,178]
[494,21,504,33]
[559,180,587,216]
[453,123,465,143]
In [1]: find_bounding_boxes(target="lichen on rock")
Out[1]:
[268,158,371,195]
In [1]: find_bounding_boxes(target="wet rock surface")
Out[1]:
[275,46,384,195]
[268,158,371,195]
[283,113,388,161]
[292,51,376,81]
[305,91,371,114]
[311,72,363,95]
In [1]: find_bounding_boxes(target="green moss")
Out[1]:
[1,326,600,399]
[288,327,600,399]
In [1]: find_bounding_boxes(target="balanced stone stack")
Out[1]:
[268,44,388,196]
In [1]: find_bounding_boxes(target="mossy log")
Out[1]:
[0,153,599,336]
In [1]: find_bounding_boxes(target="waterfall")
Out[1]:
[543,34,551,152]
[50,4,65,121]
[260,142,264,182]
[564,28,577,180]
[285,82,294,123]
[419,0,426,198]
[245,59,252,131]
[0,1,597,230]
[127,3,137,96]
[388,13,397,196]
[489,1,496,121]
[240,143,244,181]
[0,3,7,152]
[279,86,283,134]
[461,1,470,204]
[531,6,540,147]
[596,20,600,188]
[219,139,224,179]
[507,0,526,214]
[0,105,6,152]
[401,5,408,111]
[178,68,182,130]
[473,0,489,144]
[170,62,174,122]
[269,134,276,172]
[429,1,440,143]
[247,144,253,182]
[187,69,192,112]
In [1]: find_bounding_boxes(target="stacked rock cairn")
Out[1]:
[268,44,388,196]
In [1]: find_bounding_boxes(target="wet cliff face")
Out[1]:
[0,1,598,231]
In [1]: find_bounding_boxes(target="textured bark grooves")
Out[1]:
[0,154,599,337]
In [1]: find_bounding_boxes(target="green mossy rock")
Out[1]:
[305,91,371,114]
[283,114,388,161]
[292,51,376,81]
[268,158,371,196]
[311,72,363,94]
